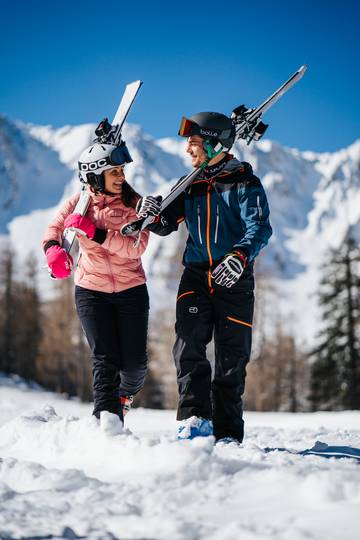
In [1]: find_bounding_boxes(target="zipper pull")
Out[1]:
[214,205,219,244]
[197,204,203,244]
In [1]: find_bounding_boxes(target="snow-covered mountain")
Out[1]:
[0,116,71,232]
[1,113,359,346]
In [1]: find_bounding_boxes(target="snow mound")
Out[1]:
[1,396,360,539]
[0,405,217,484]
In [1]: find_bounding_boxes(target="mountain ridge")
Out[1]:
[1,115,359,346]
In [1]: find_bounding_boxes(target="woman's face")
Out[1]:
[103,166,126,194]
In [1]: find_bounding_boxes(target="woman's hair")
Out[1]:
[122,180,141,208]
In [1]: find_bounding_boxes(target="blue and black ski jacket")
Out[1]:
[149,154,272,274]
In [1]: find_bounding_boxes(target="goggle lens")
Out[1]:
[178,117,195,137]
[110,145,132,165]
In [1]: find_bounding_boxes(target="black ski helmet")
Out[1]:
[178,112,235,150]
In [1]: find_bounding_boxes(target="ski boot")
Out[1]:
[100,411,124,436]
[216,437,242,447]
[120,395,134,417]
[177,416,213,440]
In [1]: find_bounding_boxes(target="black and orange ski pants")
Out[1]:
[173,266,254,442]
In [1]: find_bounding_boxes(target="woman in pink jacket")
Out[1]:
[43,141,155,435]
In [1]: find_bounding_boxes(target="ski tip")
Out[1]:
[128,80,143,88]
[298,64,308,74]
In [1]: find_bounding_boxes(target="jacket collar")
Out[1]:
[87,188,124,206]
[202,154,232,179]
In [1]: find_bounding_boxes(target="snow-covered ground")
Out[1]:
[0,375,359,540]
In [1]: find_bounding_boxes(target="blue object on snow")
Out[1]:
[264,441,360,462]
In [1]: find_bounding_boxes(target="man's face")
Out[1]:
[186,135,206,168]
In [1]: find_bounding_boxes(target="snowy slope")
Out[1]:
[0,116,359,345]
[0,116,72,233]
[0,375,359,540]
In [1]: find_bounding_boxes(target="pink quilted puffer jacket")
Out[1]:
[42,190,149,293]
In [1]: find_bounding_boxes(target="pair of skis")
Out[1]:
[62,64,307,256]
[120,65,307,237]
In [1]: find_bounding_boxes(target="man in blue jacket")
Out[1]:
[137,111,272,443]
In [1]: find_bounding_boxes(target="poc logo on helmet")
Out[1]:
[199,129,219,137]
[79,158,108,171]
[189,307,198,314]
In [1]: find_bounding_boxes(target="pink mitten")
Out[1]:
[64,213,96,239]
[46,245,73,279]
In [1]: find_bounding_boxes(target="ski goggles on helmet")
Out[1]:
[108,144,132,166]
[178,117,231,141]
[178,117,198,138]
[79,144,132,173]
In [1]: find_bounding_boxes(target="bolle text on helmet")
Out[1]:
[199,128,219,137]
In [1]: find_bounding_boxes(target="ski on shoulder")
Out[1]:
[62,80,142,255]
[120,65,307,238]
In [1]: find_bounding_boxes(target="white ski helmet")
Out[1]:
[78,141,132,191]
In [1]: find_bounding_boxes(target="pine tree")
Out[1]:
[37,278,85,396]
[0,246,17,373]
[244,261,309,412]
[0,248,42,381]
[309,234,360,410]
[15,252,42,381]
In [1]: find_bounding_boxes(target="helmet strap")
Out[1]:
[203,140,224,160]
[87,172,105,193]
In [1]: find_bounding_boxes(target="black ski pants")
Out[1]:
[173,266,254,442]
[75,284,149,420]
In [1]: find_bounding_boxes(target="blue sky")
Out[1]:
[1,0,358,152]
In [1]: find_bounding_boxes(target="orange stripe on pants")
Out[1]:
[227,316,253,328]
[177,290,195,302]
